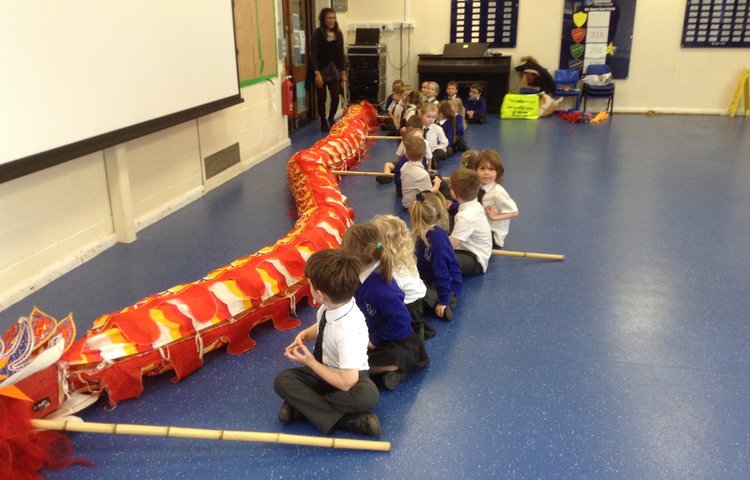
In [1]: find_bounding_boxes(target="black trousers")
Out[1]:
[455,249,484,276]
[273,367,379,433]
[316,80,342,122]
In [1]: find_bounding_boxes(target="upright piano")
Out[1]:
[417,54,511,114]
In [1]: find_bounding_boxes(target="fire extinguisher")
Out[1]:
[282,72,294,117]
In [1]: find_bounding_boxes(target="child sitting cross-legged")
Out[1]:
[273,248,381,437]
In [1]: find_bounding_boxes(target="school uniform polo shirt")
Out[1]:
[451,200,493,272]
[318,298,370,371]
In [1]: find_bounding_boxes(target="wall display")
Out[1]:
[559,0,636,79]
[451,0,519,48]
[235,0,278,85]
[682,0,750,48]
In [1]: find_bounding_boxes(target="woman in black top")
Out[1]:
[309,8,347,132]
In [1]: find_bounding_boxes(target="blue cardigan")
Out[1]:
[465,96,487,117]
[356,271,413,345]
[416,226,463,305]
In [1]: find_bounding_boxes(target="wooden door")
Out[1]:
[282,0,313,129]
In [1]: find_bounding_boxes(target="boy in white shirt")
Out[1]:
[400,135,442,210]
[274,249,381,437]
[419,103,449,167]
[448,168,493,275]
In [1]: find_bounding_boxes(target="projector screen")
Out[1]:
[0,0,243,183]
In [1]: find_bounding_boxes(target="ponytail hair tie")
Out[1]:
[376,242,382,249]
[416,192,426,202]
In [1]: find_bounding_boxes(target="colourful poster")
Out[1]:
[559,0,636,79]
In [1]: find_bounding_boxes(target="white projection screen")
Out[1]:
[0,1,242,182]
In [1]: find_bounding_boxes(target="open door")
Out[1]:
[282,0,313,130]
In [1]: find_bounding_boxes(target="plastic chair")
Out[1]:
[582,64,615,114]
[554,69,581,110]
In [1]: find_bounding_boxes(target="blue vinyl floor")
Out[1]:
[2,112,749,479]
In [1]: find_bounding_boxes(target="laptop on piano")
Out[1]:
[443,42,489,57]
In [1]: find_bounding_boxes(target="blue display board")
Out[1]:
[682,0,750,48]
[558,0,636,80]
[451,0,519,48]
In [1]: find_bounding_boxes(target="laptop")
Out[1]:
[443,42,489,57]
[355,28,381,45]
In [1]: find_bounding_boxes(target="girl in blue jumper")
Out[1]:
[409,191,463,321]
[341,223,429,390]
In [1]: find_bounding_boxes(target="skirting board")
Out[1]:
[0,234,117,313]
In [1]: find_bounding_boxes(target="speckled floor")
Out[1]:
[3,112,749,479]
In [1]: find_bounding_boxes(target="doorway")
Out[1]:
[281,0,314,130]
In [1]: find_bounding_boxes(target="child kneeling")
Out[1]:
[273,248,381,437]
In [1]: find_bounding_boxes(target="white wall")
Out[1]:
[340,0,749,115]
[0,65,290,312]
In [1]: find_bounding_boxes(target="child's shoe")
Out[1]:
[375,175,393,184]
[381,370,406,390]
[339,413,382,437]
[278,401,303,423]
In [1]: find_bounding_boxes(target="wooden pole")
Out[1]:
[492,249,565,261]
[366,135,401,140]
[331,170,393,178]
[31,418,391,452]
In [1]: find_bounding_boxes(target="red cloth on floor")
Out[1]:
[0,397,91,479]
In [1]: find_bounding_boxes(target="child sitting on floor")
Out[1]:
[448,168,493,275]
[475,149,519,249]
[409,190,463,324]
[400,135,442,210]
[341,223,430,390]
[465,83,487,124]
[420,103,449,167]
[273,248,381,437]
[372,214,429,339]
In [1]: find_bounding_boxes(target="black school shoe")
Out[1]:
[381,370,406,390]
[337,413,382,437]
[278,401,304,423]
[375,175,393,184]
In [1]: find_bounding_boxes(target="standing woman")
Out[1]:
[310,8,347,132]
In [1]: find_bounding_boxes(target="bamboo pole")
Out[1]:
[331,170,393,178]
[492,249,565,261]
[366,135,401,140]
[31,418,391,452]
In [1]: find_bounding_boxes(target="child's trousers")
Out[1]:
[273,367,379,433]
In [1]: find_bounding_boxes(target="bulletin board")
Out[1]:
[681,0,750,48]
[235,0,278,85]
[450,0,519,48]
[558,0,636,79]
